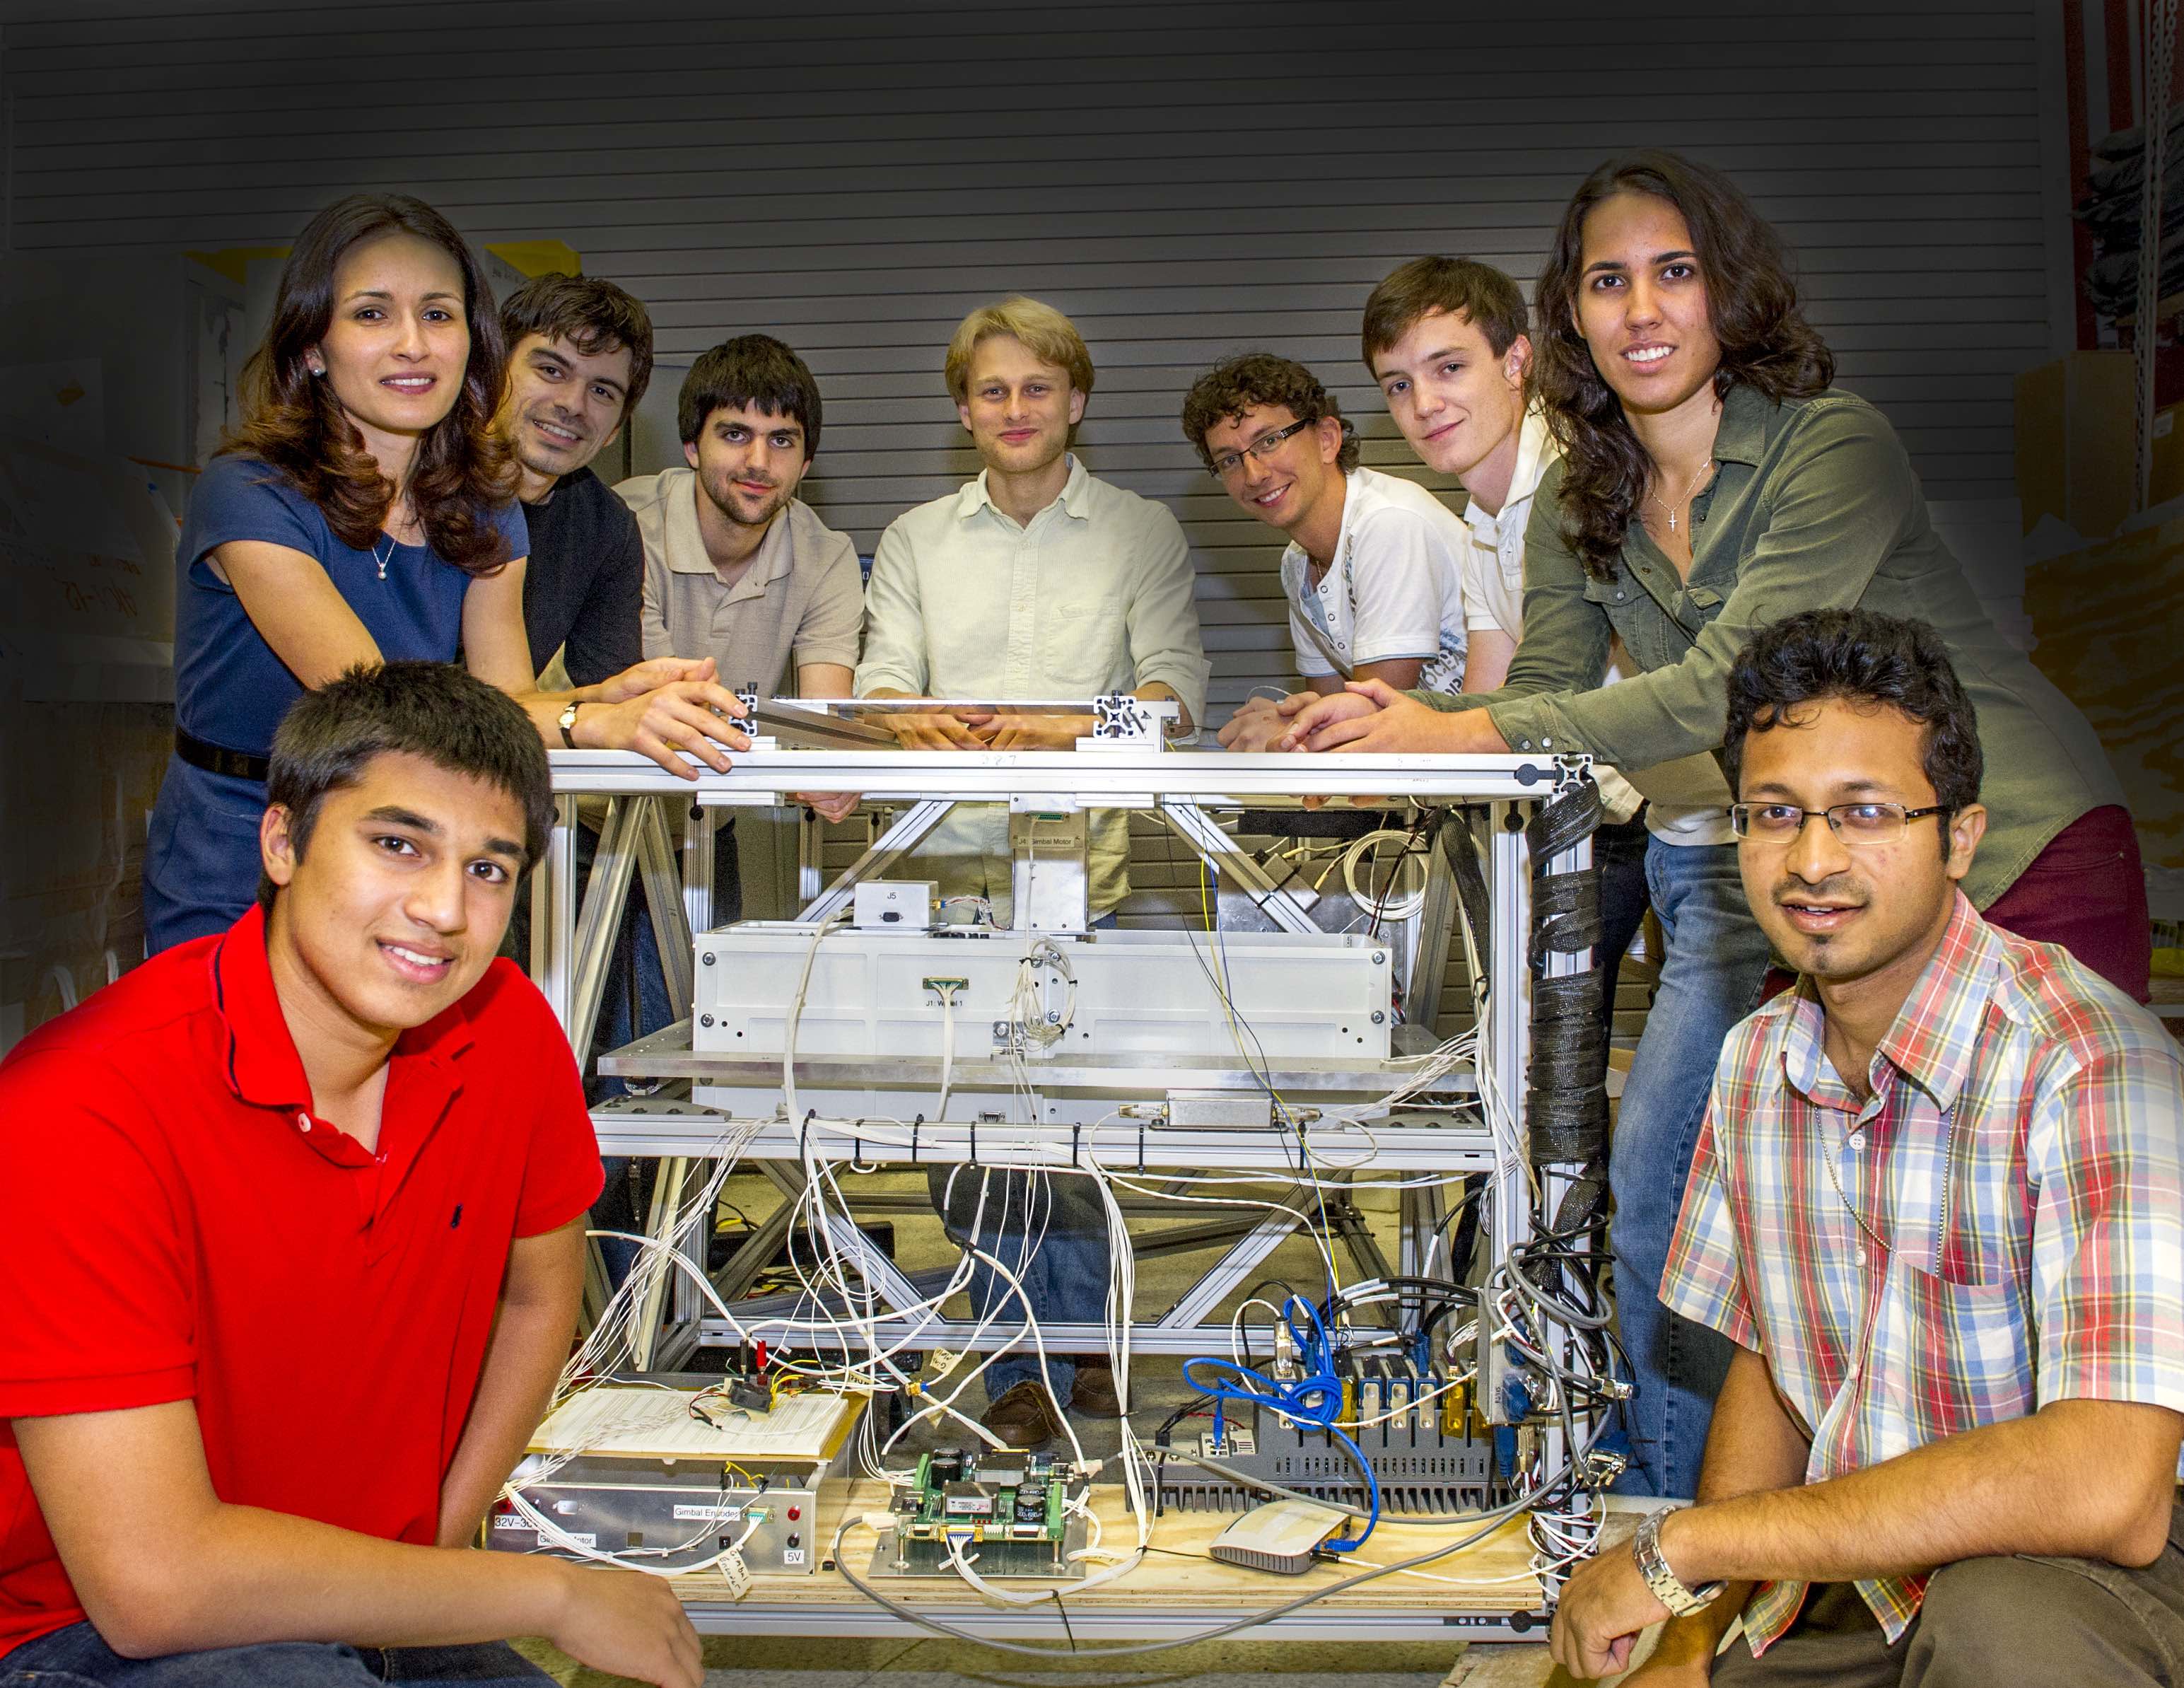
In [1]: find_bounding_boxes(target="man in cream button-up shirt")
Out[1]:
[854,297,1208,1448]
[855,299,1209,926]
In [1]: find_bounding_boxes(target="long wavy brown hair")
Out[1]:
[1534,151,1834,580]
[225,193,517,576]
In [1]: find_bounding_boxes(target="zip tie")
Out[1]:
[1070,1122,1082,1168]
[911,1113,923,1165]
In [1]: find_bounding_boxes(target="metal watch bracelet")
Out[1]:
[1633,1508,1724,1617]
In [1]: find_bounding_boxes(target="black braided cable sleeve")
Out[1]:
[1525,781,1608,1170]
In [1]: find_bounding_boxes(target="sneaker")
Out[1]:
[982,1379,1066,1448]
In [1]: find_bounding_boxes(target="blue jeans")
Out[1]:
[928,1163,1114,1404]
[590,821,740,1284]
[142,756,264,955]
[0,1622,550,1687]
[1608,838,1773,1500]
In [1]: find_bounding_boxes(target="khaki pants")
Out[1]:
[1714,1503,2184,1687]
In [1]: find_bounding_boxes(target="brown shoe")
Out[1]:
[983,1379,1065,1448]
[1069,1359,1123,1418]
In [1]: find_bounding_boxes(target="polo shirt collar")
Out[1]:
[1282,467,1362,576]
[667,471,800,593]
[1463,403,1555,545]
[956,454,1089,523]
[209,905,482,1116]
[1711,380,1775,468]
[1777,892,1997,1114]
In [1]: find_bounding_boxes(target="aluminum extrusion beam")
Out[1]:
[547,745,1570,803]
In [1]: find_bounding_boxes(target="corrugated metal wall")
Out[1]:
[3,0,2058,967]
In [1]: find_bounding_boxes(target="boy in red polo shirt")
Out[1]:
[0,663,700,1688]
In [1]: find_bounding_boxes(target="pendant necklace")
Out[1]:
[371,535,394,581]
[1646,458,1714,533]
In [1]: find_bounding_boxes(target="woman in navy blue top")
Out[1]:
[147,194,749,951]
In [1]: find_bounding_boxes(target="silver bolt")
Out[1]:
[702,953,716,966]
[1372,950,1386,965]
[1046,1011,1061,1023]
[700,1013,715,1027]
[1371,1011,1385,1025]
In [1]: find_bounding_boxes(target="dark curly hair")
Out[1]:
[1179,351,1357,473]
[1536,151,1834,581]
[225,193,518,578]
[1724,610,1982,855]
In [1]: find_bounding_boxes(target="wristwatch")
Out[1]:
[1632,1508,1723,1617]
[557,699,586,749]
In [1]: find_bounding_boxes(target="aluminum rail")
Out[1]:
[546,744,1571,803]
[585,1095,1498,1172]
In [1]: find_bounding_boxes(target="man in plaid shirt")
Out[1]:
[1552,608,2184,1687]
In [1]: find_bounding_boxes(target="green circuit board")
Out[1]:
[871,1448,1089,1579]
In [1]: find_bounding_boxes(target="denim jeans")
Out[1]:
[1592,814,1654,1030]
[590,820,740,1285]
[0,1622,551,1687]
[1608,837,1774,1500]
[927,1163,1114,1404]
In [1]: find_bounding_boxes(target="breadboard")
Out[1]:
[530,1386,859,1462]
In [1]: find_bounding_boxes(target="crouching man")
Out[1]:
[1552,608,2184,1687]
[0,663,699,1687]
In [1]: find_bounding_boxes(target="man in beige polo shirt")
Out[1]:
[618,334,863,855]
[617,333,863,747]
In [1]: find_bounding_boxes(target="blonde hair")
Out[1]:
[943,297,1095,402]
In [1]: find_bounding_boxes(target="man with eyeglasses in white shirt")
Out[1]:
[1183,351,1470,752]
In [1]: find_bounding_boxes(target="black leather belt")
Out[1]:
[175,728,269,784]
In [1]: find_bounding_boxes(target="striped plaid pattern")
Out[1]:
[1661,893,2184,1653]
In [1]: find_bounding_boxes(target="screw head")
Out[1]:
[1371,1011,1386,1025]
[1372,950,1386,965]
[702,953,716,966]
[700,1013,715,1027]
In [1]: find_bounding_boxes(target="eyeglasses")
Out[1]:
[1727,802,1953,846]
[1208,417,1316,479]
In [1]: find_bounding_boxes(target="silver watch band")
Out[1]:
[1632,1508,1723,1617]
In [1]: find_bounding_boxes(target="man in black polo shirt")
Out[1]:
[496,274,660,1277]
[498,273,653,687]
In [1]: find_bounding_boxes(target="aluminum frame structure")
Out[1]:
[531,737,1601,1641]
[533,739,1586,1365]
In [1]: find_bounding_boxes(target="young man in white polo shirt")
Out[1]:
[856,296,1210,1449]
[1184,352,1468,753]
[1360,256,1771,1502]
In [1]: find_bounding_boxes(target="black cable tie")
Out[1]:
[969,1114,978,1167]
[1071,1122,1082,1168]
[911,1113,923,1165]
[800,1108,814,1160]
[1137,1117,1146,1175]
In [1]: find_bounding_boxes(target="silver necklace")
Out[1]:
[371,534,394,581]
[1822,1122,1893,1262]
[1645,458,1714,533]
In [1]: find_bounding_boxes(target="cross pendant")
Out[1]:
[1667,513,1677,532]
